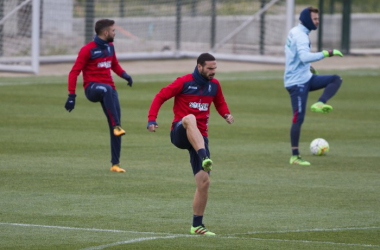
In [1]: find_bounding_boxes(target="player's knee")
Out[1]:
[293,116,304,125]
[195,171,210,191]
[199,176,210,191]
[333,74,343,86]
[182,114,196,127]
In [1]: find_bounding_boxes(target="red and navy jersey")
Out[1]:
[148,74,230,137]
[68,41,125,94]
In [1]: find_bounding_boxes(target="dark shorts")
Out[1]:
[170,120,210,175]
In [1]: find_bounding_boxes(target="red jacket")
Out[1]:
[68,41,125,94]
[148,74,230,137]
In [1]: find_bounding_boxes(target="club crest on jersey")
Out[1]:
[97,61,111,68]
[189,102,209,111]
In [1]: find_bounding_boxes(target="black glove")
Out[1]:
[65,94,76,112]
[122,72,133,87]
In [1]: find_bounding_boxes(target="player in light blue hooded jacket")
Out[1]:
[284,7,343,166]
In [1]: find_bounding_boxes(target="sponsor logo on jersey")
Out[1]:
[94,51,102,54]
[97,61,111,68]
[189,102,209,111]
[188,86,197,89]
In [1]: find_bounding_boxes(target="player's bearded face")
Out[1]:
[105,26,116,42]
[106,35,114,42]
[200,61,217,80]
[106,32,114,42]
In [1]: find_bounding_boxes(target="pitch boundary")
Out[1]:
[1,222,379,249]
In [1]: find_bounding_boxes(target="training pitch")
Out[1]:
[0,67,379,249]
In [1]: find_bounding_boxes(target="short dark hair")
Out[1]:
[308,6,319,14]
[197,53,216,66]
[95,19,115,35]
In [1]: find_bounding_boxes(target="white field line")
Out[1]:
[235,226,380,235]
[1,222,379,249]
[0,222,183,236]
[225,236,380,248]
[80,235,185,250]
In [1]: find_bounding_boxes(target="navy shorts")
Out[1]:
[170,120,210,175]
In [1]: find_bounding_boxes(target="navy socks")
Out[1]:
[193,215,203,227]
[290,122,301,154]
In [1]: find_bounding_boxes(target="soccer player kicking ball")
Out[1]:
[284,7,343,166]
[65,19,133,173]
[147,53,234,235]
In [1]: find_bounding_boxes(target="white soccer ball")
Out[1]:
[310,138,330,156]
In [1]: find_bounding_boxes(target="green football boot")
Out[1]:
[290,155,311,166]
[311,102,333,114]
[190,224,216,236]
[202,157,213,172]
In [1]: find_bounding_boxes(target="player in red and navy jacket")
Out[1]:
[147,53,234,235]
[64,19,133,173]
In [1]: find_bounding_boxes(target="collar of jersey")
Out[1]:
[298,23,311,35]
[192,66,209,86]
[94,35,110,49]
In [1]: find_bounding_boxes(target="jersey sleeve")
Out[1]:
[296,33,324,63]
[111,49,125,76]
[68,47,89,94]
[147,78,184,121]
[213,81,230,117]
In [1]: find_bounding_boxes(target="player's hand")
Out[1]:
[310,66,319,75]
[121,72,133,87]
[64,94,76,112]
[224,114,234,124]
[322,49,343,58]
[147,121,158,132]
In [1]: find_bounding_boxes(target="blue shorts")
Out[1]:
[286,74,338,124]
[170,121,210,175]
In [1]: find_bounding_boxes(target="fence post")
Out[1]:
[85,0,94,44]
[318,0,324,52]
[211,0,216,49]
[0,0,3,56]
[191,0,197,17]
[176,0,182,52]
[259,0,266,55]
[341,0,351,54]
[120,0,124,18]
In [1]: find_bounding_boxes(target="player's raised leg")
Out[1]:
[182,114,213,171]
[310,75,342,114]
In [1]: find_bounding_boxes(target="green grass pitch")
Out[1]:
[0,68,379,249]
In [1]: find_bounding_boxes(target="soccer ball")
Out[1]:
[310,138,329,156]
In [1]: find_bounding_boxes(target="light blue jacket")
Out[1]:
[284,23,325,87]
